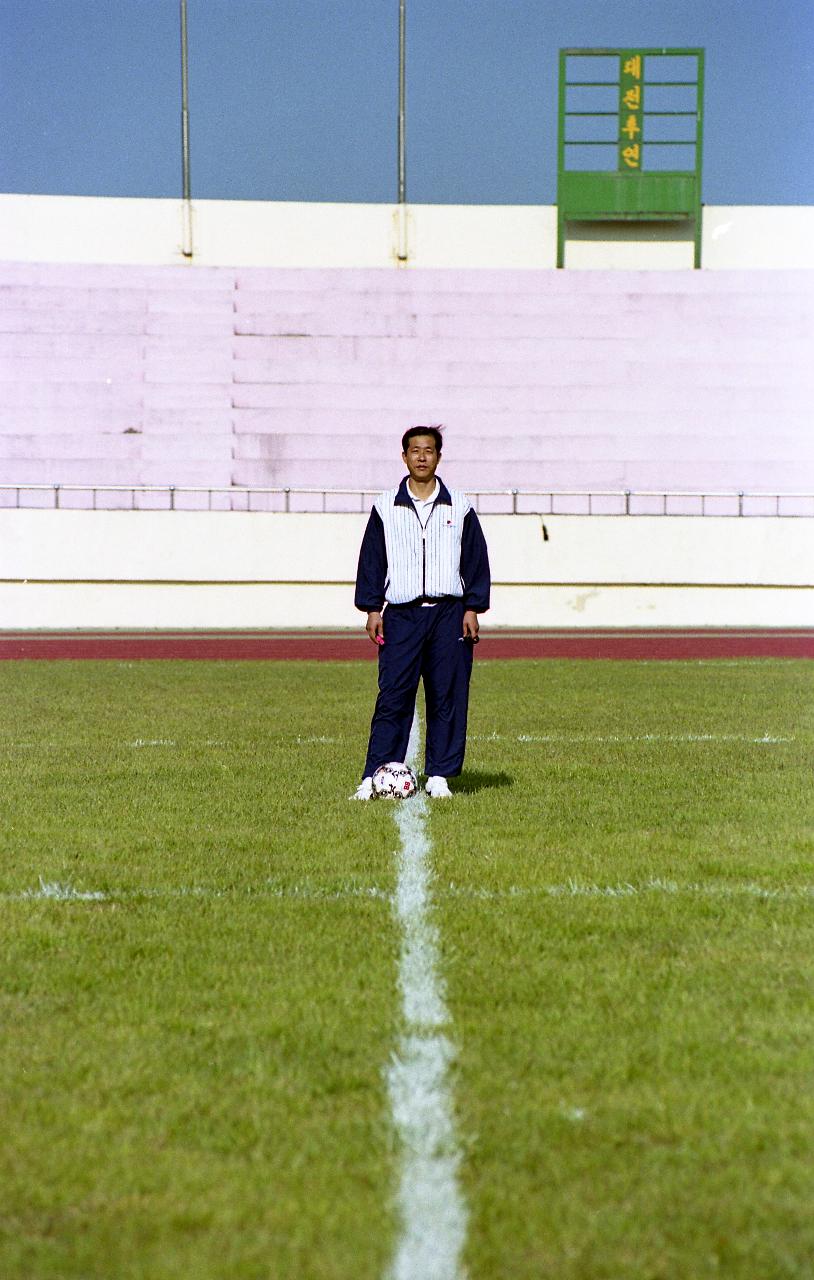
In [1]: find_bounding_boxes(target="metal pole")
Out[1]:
[398,0,406,204]
[396,0,408,261]
[180,0,193,258]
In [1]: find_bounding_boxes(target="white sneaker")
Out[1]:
[351,777,374,801]
[425,776,452,798]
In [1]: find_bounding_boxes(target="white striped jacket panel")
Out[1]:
[373,485,471,605]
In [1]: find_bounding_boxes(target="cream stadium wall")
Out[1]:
[1,511,812,631]
[1,194,814,269]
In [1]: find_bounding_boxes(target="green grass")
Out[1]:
[1,658,813,1278]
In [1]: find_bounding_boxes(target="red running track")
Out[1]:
[1,630,813,660]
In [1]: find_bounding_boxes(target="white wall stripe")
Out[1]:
[386,712,468,1280]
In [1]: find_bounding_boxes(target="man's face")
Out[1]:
[402,434,440,485]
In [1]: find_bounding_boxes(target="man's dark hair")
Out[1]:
[401,425,443,455]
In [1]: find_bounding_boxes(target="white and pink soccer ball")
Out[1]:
[371,762,418,799]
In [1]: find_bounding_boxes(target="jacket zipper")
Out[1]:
[422,532,426,597]
[411,496,436,600]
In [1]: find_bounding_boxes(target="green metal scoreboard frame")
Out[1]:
[557,48,705,267]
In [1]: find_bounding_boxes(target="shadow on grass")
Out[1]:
[453,770,513,794]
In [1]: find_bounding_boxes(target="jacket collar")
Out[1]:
[394,475,452,508]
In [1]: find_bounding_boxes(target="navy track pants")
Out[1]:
[362,598,474,779]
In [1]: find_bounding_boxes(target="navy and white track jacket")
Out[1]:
[355,475,491,613]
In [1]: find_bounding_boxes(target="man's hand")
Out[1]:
[366,611,384,644]
[462,610,479,642]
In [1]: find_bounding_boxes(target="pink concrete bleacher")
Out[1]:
[0,261,812,511]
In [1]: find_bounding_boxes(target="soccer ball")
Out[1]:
[372,762,418,799]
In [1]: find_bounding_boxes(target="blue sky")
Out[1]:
[1,0,812,205]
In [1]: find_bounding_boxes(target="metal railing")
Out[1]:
[0,484,812,517]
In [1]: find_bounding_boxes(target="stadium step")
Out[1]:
[232,430,814,466]
[230,381,807,414]
[229,406,809,436]
[228,455,806,493]
[233,309,810,342]
[231,332,814,367]
[2,457,234,486]
[1,261,812,500]
[229,356,814,390]
[0,432,234,462]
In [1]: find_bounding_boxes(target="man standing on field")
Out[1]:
[352,426,490,799]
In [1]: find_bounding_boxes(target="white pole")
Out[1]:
[396,0,408,262]
[180,0,193,258]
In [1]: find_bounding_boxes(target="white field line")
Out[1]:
[6,877,814,907]
[386,713,467,1280]
[0,731,797,754]
[441,878,814,904]
[16,879,108,902]
[471,732,793,744]
[4,877,391,904]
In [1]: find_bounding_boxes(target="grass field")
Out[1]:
[1,657,813,1279]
